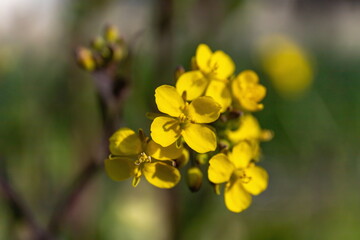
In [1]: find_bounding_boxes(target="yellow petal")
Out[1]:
[205,80,231,112]
[109,128,142,155]
[182,123,217,153]
[142,162,181,188]
[243,165,268,195]
[196,43,212,73]
[176,70,208,100]
[146,140,182,160]
[240,85,266,111]
[210,50,235,79]
[188,96,221,123]
[224,178,252,213]
[104,157,135,181]
[208,153,235,184]
[228,141,253,169]
[155,85,184,117]
[226,114,262,143]
[150,116,181,147]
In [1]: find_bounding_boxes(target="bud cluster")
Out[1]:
[75,25,127,71]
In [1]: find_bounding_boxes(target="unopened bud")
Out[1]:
[187,167,203,192]
[75,47,95,71]
[100,47,111,60]
[111,45,127,61]
[190,56,198,70]
[260,130,274,141]
[91,36,106,51]
[175,148,189,168]
[174,66,185,81]
[218,139,230,152]
[104,24,119,43]
[196,153,208,165]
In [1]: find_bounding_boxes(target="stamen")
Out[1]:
[136,152,152,165]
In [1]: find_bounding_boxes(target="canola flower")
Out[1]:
[176,44,235,112]
[208,141,268,213]
[150,85,221,153]
[226,114,273,144]
[257,35,313,98]
[105,128,182,188]
[97,37,272,213]
[232,70,266,112]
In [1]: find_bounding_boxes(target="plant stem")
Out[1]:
[0,170,52,240]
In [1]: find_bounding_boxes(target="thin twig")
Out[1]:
[47,62,129,235]
[0,170,52,240]
[47,160,101,234]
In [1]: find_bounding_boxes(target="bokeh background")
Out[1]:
[1,0,360,239]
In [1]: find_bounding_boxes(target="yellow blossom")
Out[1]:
[105,128,182,188]
[150,85,221,153]
[226,114,273,144]
[232,70,266,112]
[257,35,313,98]
[176,44,235,112]
[208,141,268,213]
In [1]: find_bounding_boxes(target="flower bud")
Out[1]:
[174,66,185,81]
[104,24,119,43]
[260,130,274,141]
[111,44,127,61]
[91,36,106,51]
[218,139,230,151]
[175,148,189,168]
[75,47,95,71]
[186,167,203,192]
[190,56,198,70]
[196,153,208,165]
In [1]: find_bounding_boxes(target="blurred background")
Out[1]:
[1,0,360,239]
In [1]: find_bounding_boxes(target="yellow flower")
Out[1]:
[257,35,313,98]
[176,44,235,112]
[105,128,182,188]
[232,70,266,112]
[150,85,221,153]
[226,114,273,144]
[208,141,268,213]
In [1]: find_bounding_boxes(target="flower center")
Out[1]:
[233,169,252,184]
[135,152,151,166]
[179,102,191,124]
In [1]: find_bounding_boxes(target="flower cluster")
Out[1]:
[105,43,272,213]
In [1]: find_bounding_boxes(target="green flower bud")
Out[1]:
[91,36,106,51]
[186,167,203,192]
[196,153,208,165]
[111,45,127,61]
[175,148,189,168]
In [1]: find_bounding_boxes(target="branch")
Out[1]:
[47,160,101,234]
[0,170,52,240]
[47,64,129,235]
